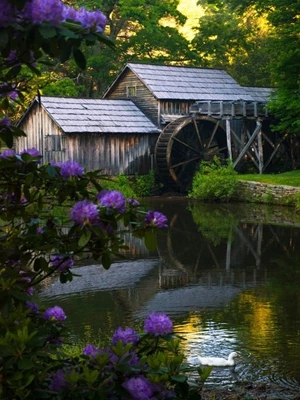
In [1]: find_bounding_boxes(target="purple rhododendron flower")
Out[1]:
[43,306,66,321]
[145,210,168,229]
[26,301,39,314]
[144,312,173,336]
[25,286,34,296]
[98,190,126,213]
[49,369,68,392]
[70,200,99,226]
[127,198,139,206]
[21,147,42,163]
[83,344,102,358]
[122,376,153,400]
[0,1,15,27]
[112,327,139,346]
[21,147,42,157]
[0,117,11,131]
[0,148,16,158]
[30,0,64,25]
[63,5,106,32]
[59,160,84,178]
[0,83,18,100]
[50,255,74,272]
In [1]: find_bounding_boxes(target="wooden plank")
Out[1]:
[225,118,232,160]
[233,120,262,168]
[263,132,289,171]
[257,128,264,174]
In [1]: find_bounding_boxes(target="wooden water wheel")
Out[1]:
[155,116,228,191]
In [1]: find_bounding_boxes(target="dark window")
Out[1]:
[126,86,136,97]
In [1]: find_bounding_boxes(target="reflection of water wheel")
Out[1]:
[155,116,228,191]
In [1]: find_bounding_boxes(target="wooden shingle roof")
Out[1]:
[105,63,255,102]
[22,97,161,134]
[242,87,274,103]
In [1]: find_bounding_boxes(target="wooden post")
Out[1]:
[233,120,262,169]
[257,119,264,174]
[226,118,232,160]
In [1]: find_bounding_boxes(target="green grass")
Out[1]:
[238,170,300,187]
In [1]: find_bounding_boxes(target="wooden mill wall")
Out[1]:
[17,102,158,174]
[16,104,67,164]
[65,133,158,175]
[104,70,160,127]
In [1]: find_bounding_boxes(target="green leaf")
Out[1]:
[73,48,86,70]
[59,42,72,63]
[102,253,111,270]
[171,375,187,383]
[144,230,157,251]
[78,230,92,247]
[33,257,49,272]
[45,165,58,178]
[39,25,57,38]
[197,366,213,382]
[17,358,35,370]
[0,30,9,47]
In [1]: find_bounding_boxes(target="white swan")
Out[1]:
[197,352,241,367]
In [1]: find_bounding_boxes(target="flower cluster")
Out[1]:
[0,147,42,160]
[59,160,84,179]
[97,189,126,214]
[144,312,173,336]
[43,306,66,321]
[112,327,140,346]
[122,376,154,400]
[0,0,107,33]
[0,148,15,158]
[50,255,74,272]
[145,210,168,229]
[70,199,99,226]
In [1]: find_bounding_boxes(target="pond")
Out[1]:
[39,199,300,394]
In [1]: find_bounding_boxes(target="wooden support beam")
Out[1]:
[231,129,259,170]
[263,132,289,171]
[257,126,264,174]
[233,120,262,169]
[225,118,232,160]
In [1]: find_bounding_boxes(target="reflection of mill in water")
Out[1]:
[156,211,294,291]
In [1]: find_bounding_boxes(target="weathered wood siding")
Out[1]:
[17,102,158,174]
[104,70,160,127]
[16,104,67,164]
[66,133,157,175]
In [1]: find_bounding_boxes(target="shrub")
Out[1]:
[101,174,137,198]
[132,170,162,197]
[188,157,238,202]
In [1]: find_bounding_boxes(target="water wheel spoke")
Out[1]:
[206,121,220,149]
[170,156,201,169]
[206,145,227,155]
[172,136,200,154]
[193,119,203,149]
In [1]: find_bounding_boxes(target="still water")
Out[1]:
[40,199,300,392]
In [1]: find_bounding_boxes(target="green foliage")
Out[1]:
[43,78,85,97]
[132,170,162,197]
[188,157,238,202]
[100,171,162,198]
[100,174,137,198]
[188,203,238,245]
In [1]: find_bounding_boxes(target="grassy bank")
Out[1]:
[238,170,300,187]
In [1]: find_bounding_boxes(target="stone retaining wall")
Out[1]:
[235,180,300,206]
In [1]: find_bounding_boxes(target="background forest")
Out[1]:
[7,0,300,136]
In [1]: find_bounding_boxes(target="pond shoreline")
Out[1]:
[234,180,300,208]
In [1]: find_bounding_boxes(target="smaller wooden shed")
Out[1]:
[16,97,160,175]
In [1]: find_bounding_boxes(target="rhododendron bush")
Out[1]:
[0,1,203,398]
